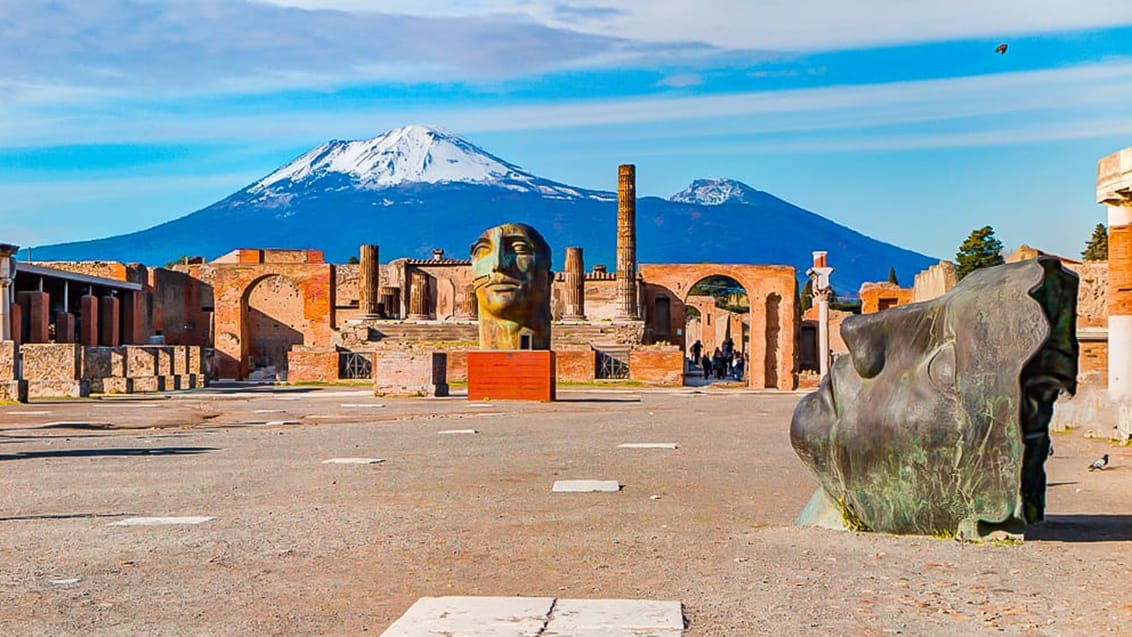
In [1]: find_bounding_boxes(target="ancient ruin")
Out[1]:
[791,257,1079,540]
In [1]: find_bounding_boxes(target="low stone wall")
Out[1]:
[22,343,87,398]
[8,343,205,398]
[287,348,339,383]
[0,340,16,381]
[629,346,684,386]
[374,350,448,397]
[556,348,595,382]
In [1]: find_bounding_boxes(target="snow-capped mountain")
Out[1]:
[670,178,760,206]
[28,125,937,294]
[250,124,610,202]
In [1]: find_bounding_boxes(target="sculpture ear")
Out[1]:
[841,314,886,379]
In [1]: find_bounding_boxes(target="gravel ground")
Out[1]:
[1,385,1130,636]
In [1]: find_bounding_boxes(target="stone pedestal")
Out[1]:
[374,350,448,397]
[467,350,556,402]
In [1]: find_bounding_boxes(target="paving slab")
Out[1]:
[341,403,386,408]
[110,517,214,526]
[552,480,621,493]
[380,595,555,637]
[617,443,678,449]
[438,429,479,435]
[544,598,684,636]
[6,410,51,415]
[322,458,385,465]
[254,409,286,414]
[265,420,301,426]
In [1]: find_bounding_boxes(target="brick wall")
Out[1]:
[628,347,684,386]
[287,348,339,383]
[859,282,914,314]
[374,350,448,396]
[556,348,595,382]
[1079,339,1108,387]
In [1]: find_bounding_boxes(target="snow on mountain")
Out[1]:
[670,178,761,206]
[250,124,610,201]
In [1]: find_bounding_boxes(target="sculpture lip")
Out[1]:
[484,279,522,290]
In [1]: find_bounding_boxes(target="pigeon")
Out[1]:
[1087,454,1109,471]
[995,43,1008,55]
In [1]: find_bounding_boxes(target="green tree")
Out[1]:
[887,266,899,286]
[346,255,360,265]
[1081,223,1108,261]
[955,225,1005,280]
[800,278,813,313]
[163,255,189,268]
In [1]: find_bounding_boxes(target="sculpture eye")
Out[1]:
[471,241,491,258]
[511,240,533,255]
[927,342,956,388]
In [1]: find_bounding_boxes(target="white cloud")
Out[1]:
[265,0,1132,50]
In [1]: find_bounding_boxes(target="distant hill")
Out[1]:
[28,125,937,295]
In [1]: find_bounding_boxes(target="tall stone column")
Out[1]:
[100,292,120,347]
[408,270,430,320]
[0,243,16,342]
[26,291,49,343]
[807,251,834,378]
[1098,146,1132,398]
[563,246,586,320]
[80,292,99,347]
[615,164,639,319]
[359,244,381,318]
[456,283,477,320]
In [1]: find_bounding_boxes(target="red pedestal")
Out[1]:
[100,294,120,347]
[80,294,99,347]
[55,311,76,343]
[27,291,50,343]
[467,350,556,402]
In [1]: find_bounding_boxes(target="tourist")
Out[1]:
[690,339,703,364]
[733,352,745,381]
[712,348,726,379]
[700,353,712,380]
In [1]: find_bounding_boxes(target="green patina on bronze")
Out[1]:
[470,223,553,350]
[791,258,1078,540]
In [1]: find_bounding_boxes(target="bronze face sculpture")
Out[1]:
[791,257,1078,540]
[470,223,552,350]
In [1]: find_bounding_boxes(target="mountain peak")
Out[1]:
[252,124,527,191]
[670,178,761,206]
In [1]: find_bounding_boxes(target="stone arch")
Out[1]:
[638,264,797,390]
[242,274,305,377]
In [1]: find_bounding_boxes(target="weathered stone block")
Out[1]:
[131,377,160,393]
[172,345,189,375]
[629,347,684,386]
[0,380,27,402]
[0,340,16,381]
[374,350,448,397]
[92,377,132,394]
[21,343,81,382]
[125,346,158,378]
[27,380,88,399]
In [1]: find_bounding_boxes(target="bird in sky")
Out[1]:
[1087,453,1109,471]
[995,43,1008,55]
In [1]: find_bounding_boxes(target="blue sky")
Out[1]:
[2,0,1132,263]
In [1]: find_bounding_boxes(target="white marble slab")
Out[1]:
[341,403,386,408]
[438,429,479,435]
[544,598,684,636]
[6,410,51,415]
[381,596,555,637]
[323,458,385,465]
[617,443,678,449]
[552,480,621,493]
[254,409,286,414]
[265,420,301,426]
[110,516,214,526]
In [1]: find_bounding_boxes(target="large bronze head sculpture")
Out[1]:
[791,257,1078,540]
[470,222,552,350]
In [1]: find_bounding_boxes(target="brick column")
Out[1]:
[1098,146,1132,398]
[9,300,22,345]
[563,246,586,319]
[616,164,639,319]
[359,244,381,317]
[407,270,429,320]
[121,290,145,344]
[55,311,75,343]
[80,293,99,346]
[26,291,49,343]
[100,293,120,347]
[380,286,399,319]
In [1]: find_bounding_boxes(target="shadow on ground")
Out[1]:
[1026,514,1132,542]
[0,447,219,461]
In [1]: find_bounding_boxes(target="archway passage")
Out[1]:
[684,275,749,385]
[244,275,305,377]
